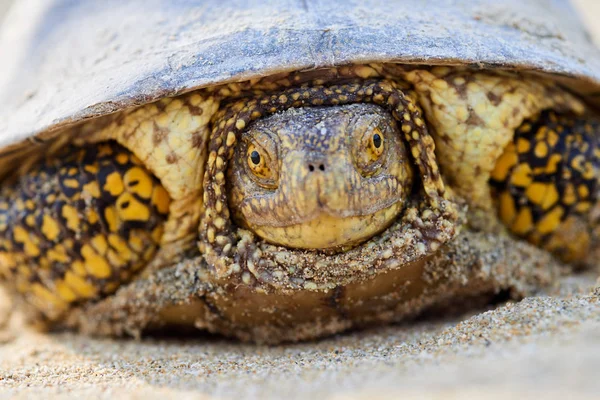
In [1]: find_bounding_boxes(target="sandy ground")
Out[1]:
[0,274,599,399]
[2,1,600,399]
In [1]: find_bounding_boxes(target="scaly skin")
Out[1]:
[199,79,451,278]
[0,65,596,342]
[398,67,585,213]
[0,142,170,319]
[227,104,414,250]
[491,111,600,263]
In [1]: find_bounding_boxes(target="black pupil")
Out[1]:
[250,150,261,165]
[373,133,382,148]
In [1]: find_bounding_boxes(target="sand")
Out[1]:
[0,274,598,399]
[2,1,600,399]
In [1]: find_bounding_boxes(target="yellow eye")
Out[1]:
[247,144,273,180]
[353,126,387,177]
[368,128,384,161]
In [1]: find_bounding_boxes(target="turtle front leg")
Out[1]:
[490,111,600,264]
[0,141,170,320]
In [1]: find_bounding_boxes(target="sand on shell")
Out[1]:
[1,1,600,399]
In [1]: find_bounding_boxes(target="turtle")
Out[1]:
[0,0,599,343]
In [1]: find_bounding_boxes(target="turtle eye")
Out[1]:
[247,144,269,178]
[368,129,385,160]
[246,142,278,188]
[354,125,387,176]
[250,150,261,166]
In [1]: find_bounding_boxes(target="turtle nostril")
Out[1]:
[307,163,326,172]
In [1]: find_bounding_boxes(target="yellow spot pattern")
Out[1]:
[201,78,447,276]
[491,111,600,263]
[0,142,171,320]
[402,69,585,211]
[81,91,220,253]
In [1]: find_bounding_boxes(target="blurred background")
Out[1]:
[0,0,9,23]
[0,0,599,42]
[574,0,600,44]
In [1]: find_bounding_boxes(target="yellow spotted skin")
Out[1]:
[200,78,451,277]
[490,111,600,262]
[78,93,219,264]
[401,68,585,213]
[0,141,170,319]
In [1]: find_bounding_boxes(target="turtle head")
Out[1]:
[227,104,414,250]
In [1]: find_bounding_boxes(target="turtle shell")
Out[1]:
[0,0,600,154]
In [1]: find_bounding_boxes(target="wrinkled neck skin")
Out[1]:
[227,104,414,250]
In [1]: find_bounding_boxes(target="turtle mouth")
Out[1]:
[238,173,407,228]
[247,201,405,250]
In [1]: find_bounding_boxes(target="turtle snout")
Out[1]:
[306,156,327,173]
